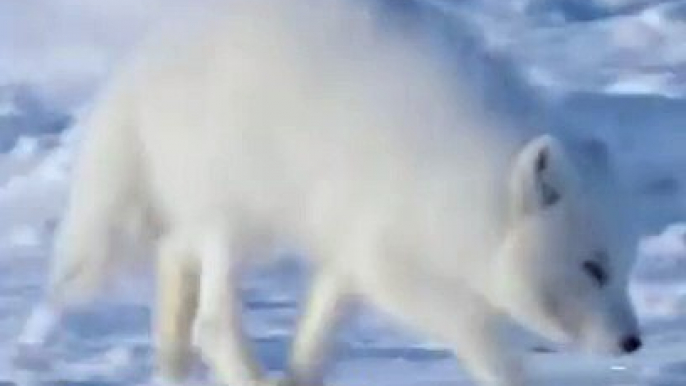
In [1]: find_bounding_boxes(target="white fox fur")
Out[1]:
[17,1,641,385]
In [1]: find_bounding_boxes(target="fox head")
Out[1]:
[494,135,641,355]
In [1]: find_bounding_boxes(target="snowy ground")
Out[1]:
[3,0,686,385]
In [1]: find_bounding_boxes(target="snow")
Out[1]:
[3,0,686,385]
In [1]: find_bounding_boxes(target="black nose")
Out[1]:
[620,335,642,353]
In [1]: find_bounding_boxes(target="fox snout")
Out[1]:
[619,334,642,354]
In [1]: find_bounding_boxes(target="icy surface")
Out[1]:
[3,0,686,385]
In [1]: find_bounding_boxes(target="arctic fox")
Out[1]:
[17,0,642,385]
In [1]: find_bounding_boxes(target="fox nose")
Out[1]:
[620,335,642,354]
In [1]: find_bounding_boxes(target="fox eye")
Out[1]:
[583,260,607,287]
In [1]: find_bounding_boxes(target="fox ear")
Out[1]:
[510,135,575,217]
[533,145,562,207]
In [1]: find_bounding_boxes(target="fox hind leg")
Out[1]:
[154,234,200,383]
[188,225,266,386]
